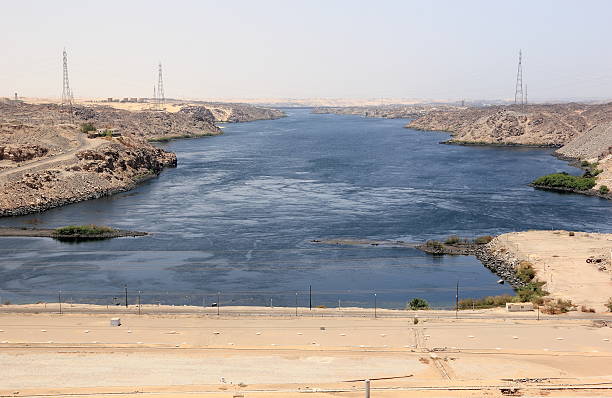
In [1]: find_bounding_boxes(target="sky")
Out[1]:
[1,0,612,101]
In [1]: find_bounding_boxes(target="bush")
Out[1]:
[580,305,595,313]
[53,224,115,236]
[408,298,430,310]
[542,298,574,314]
[532,173,596,191]
[425,240,444,250]
[444,235,461,245]
[516,261,536,283]
[474,235,494,245]
[458,294,516,309]
[606,298,612,312]
[599,185,610,195]
[80,123,96,133]
[516,281,548,302]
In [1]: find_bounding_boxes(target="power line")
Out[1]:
[61,48,74,121]
[514,50,524,105]
[157,62,165,109]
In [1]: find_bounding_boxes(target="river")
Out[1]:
[0,109,610,308]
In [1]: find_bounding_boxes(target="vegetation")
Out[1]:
[516,261,536,284]
[541,298,575,314]
[425,240,444,251]
[606,298,612,312]
[407,298,430,310]
[444,235,461,245]
[80,122,96,134]
[458,294,517,309]
[53,224,116,236]
[474,235,494,245]
[599,185,610,195]
[516,281,548,302]
[532,172,596,191]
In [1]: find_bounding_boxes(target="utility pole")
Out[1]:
[455,281,459,319]
[374,293,377,319]
[309,285,312,310]
[124,285,128,308]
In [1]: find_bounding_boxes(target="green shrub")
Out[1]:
[516,281,547,302]
[53,224,115,236]
[516,261,536,283]
[542,298,574,314]
[80,123,96,133]
[458,294,516,309]
[599,185,610,194]
[532,173,596,191]
[444,235,461,245]
[407,298,430,310]
[425,240,444,250]
[474,235,494,245]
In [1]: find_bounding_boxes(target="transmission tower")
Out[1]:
[61,48,73,105]
[514,50,524,105]
[157,62,165,109]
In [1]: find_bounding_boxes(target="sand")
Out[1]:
[1,309,611,397]
[492,231,612,311]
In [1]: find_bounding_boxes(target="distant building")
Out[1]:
[107,97,114,102]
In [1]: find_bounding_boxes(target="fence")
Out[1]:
[0,285,515,314]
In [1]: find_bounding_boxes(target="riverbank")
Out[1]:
[406,103,612,200]
[0,100,285,217]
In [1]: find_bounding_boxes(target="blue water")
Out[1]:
[0,109,610,308]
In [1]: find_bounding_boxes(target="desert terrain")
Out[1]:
[0,308,611,397]
[487,231,612,312]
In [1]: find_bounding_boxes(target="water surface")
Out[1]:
[1,109,610,308]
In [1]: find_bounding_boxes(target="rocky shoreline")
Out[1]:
[0,100,284,217]
[313,236,527,290]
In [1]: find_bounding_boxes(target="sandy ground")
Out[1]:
[1,310,611,397]
[493,231,612,311]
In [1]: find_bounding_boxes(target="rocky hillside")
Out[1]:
[407,103,612,199]
[407,103,612,147]
[197,103,285,123]
[312,105,458,119]
[0,102,178,216]
[75,105,222,141]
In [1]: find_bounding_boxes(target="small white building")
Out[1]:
[506,302,534,312]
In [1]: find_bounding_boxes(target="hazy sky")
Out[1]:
[2,0,611,101]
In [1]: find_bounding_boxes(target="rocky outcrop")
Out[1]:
[74,105,222,141]
[0,145,48,162]
[0,136,176,217]
[407,103,612,147]
[312,105,458,119]
[196,103,285,123]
